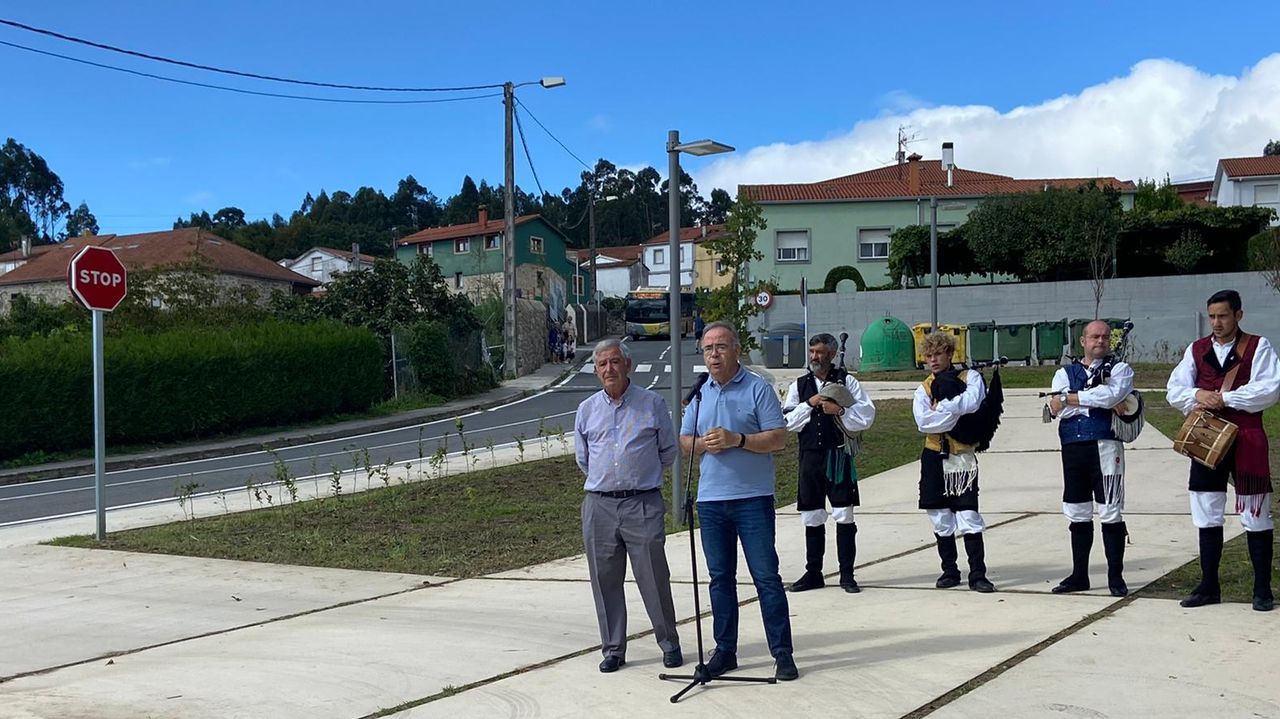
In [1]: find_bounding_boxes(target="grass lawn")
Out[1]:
[52,400,923,578]
[1140,404,1280,603]
[856,362,1175,390]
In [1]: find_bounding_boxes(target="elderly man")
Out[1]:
[574,338,682,672]
[679,321,798,682]
[1045,320,1135,596]
[781,333,876,593]
[1167,290,1280,611]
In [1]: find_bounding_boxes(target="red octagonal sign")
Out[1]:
[68,246,128,312]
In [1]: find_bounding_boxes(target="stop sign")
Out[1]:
[68,246,128,312]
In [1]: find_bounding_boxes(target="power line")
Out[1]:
[0,39,501,105]
[512,106,547,200]
[0,17,502,92]
[514,96,593,171]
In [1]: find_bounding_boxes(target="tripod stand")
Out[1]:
[658,380,776,703]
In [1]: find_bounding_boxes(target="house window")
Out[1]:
[454,238,470,254]
[485,235,500,251]
[454,272,463,288]
[573,275,584,296]
[775,230,810,262]
[654,248,665,265]
[857,228,891,261]
[715,259,727,274]
[530,236,545,254]
[310,257,321,273]
[418,243,432,257]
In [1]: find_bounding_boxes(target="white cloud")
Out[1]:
[696,54,1280,192]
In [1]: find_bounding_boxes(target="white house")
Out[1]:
[1210,155,1280,226]
[642,234,695,288]
[573,245,647,300]
[280,246,377,286]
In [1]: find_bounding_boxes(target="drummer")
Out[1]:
[1045,320,1135,597]
[1167,290,1280,612]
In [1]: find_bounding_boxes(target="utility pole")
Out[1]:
[503,81,519,378]
[587,182,598,341]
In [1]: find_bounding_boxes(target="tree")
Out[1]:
[1264,140,1280,157]
[63,201,99,238]
[705,188,733,225]
[1133,175,1182,213]
[0,138,71,247]
[698,197,769,350]
[212,206,247,230]
[887,224,976,287]
[443,176,481,225]
[1248,228,1280,295]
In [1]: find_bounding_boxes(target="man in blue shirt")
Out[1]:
[679,321,798,682]
[575,338,682,673]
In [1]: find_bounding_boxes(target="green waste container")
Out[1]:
[968,321,996,363]
[860,316,916,371]
[996,323,1034,363]
[1035,319,1068,363]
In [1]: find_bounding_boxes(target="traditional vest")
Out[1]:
[1058,361,1116,444]
[798,369,848,451]
[1192,331,1270,496]
[922,370,978,455]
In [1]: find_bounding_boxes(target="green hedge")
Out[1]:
[0,320,383,458]
[402,319,497,399]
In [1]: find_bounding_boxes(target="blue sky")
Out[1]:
[3,1,1279,234]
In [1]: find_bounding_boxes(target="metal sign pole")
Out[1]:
[92,309,107,540]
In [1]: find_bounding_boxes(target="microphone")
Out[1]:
[683,372,710,407]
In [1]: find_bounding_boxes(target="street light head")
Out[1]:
[673,139,735,157]
[540,76,566,89]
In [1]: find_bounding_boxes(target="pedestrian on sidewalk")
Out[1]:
[680,321,799,682]
[1044,320,1135,597]
[574,338,683,673]
[1166,290,1280,612]
[913,332,996,593]
[781,332,876,594]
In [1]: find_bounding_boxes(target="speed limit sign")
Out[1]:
[755,290,773,308]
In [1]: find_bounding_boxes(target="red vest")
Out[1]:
[1191,331,1270,501]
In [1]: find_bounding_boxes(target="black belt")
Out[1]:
[590,487,659,499]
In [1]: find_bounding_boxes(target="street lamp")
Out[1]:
[503,76,565,378]
[586,187,620,341]
[667,130,734,521]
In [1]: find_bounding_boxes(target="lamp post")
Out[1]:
[503,76,565,379]
[667,130,734,522]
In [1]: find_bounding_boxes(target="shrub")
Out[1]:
[823,265,867,292]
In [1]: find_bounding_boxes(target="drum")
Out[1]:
[1173,409,1238,469]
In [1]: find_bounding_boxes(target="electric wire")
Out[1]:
[512,106,547,200]
[0,39,501,105]
[513,97,593,171]
[0,17,502,92]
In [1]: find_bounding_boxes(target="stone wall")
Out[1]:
[514,297,547,377]
[751,271,1280,366]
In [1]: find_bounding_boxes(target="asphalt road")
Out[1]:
[0,336,707,526]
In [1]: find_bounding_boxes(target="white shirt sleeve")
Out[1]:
[914,372,985,434]
[1049,366,1086,420]
[782,380,813,432]
[1166,344,1199,416]
[1077,362,1134,410]
[1223,337,1280,413]
[840,375,876,432]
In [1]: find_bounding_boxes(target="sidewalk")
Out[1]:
[3,388,1277,718]
[0,359,580,486]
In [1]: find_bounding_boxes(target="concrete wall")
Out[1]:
[749,271,1280,366]
[514,297,547,377]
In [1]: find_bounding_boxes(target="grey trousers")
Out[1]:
[581,490,681,659]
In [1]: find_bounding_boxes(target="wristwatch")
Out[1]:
[736,432,747,448]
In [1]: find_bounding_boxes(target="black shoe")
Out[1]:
[1109,580,1129,597]
[705,650,737,678]
[662,648,684,668]
[1179,592,1221,608]
[774,653,799,681]
[1254,595,1276,612]
[598,655,625,673]
[789,570,825,592]
[839,572,861,594]
[936,573,961,589]
[970,578,996,593]
[1051,575,1090,594]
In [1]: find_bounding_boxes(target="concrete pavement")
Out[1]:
[1,379,1277,718]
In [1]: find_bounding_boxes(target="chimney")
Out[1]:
[941,142,955,188]
[477,207,489,226]
[907,153,922,195]
[701,225,707,238]
[20,235,31,259]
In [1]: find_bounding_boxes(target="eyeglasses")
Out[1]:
[702,343,734,355]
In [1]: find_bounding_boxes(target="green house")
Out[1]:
[395,208,585,319]
[739,155,1136,291]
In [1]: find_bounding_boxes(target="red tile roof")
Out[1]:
[0,243,65,263]
[575,244,646,262]
[309,246,378,264]
[397,214,540,246]
[642,224,729,245]
[0,228,319,288]
[1219,156,1280,178]
[740,160,1135,202]
[1173,180,1213,206]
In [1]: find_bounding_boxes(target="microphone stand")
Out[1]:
[659,382,776,703]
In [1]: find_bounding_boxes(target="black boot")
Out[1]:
[935,533,961,588]
[965,532,996,593]
[1053,521,1093,594]
[1101,521,1129,597]
[790,525,826,592]
[1180,526,1223,608]
[836,522,859,593]
[1247,529,1275,612]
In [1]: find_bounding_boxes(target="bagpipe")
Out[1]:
[817,332,864,456]
[930,356,1007,452]
[1040,320,1144,443]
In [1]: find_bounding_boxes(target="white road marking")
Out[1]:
[636,363,652,373]
[664,365,672,373]
[693,365,707,373]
